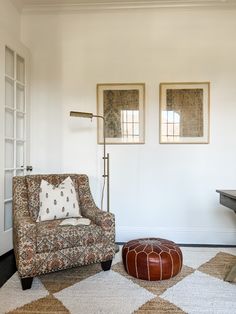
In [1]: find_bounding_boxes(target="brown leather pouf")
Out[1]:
[122,238,182,281]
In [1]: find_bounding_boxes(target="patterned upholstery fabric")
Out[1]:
[36,220,104,253]
[13,174,116,279]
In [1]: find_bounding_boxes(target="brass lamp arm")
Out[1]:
[70,111,110,212]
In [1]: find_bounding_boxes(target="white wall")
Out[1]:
[0,0,21,39]
[21,8,236,244]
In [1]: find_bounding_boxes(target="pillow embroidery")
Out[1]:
[37,176,81,222]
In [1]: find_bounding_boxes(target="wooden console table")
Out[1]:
[216,189,236,282]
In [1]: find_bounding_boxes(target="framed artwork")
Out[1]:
[97,83,145,144]
[159,82,210,144]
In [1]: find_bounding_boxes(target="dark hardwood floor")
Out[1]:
[0,250,16,287]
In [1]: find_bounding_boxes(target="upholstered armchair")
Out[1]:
[13,174,116,290]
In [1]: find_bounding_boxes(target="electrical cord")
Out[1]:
[101,176,106,211]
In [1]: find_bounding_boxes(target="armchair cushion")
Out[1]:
[37,177,81,222]
[36,220,104,253]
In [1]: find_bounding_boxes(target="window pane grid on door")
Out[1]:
[16,141,25,168]
[3,46,26,233]
[4,170,14,201]
[5,77,14,109]
[16,170,24,176]
[4,201,13,231]
[5,47,14,78]
[16,55,25,84]
[16,83,25,112]
[5,108,14,138]
[4,170,14,200]
[5,139,14,169]
[16,112,25,140]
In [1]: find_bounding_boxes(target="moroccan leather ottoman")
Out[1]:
[122,238,182,281]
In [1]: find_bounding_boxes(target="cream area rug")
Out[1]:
[0,246,236,314]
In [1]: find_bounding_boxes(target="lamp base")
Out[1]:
[115,244,120,253]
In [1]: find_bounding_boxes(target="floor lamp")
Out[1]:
[70,111,110,212]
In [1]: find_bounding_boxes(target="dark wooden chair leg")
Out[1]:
[21,277,33,290]
[101,259,112,271]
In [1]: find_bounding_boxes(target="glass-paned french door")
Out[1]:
[4,46,26,230]
[0,36,30,256]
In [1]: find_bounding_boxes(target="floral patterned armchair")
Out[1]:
[13,174,116,290]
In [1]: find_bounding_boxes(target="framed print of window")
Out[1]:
[97,83,145,144]
[159,82,210,144]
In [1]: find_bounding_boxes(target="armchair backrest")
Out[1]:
[13,174,96,221]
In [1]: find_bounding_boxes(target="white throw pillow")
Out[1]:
[36,176,81,222]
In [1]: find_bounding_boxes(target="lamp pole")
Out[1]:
[93,115,110,212]
[70,111,110,212]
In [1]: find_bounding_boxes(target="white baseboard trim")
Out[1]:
[116,226,236,245]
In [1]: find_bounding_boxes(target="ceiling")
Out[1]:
[10,0,236,14]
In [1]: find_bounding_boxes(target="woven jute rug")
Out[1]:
[0,247,236,314]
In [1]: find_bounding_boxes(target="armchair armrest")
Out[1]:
[83,205,115,241]
[85,205,115,228]
[13,176,37,278]
[13,214,37,278]
[77,175,115,238]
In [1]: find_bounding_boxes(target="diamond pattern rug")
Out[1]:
[0,247,236,314]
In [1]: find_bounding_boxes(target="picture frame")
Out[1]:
[159,82,210,144]
[97,83,145,144]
